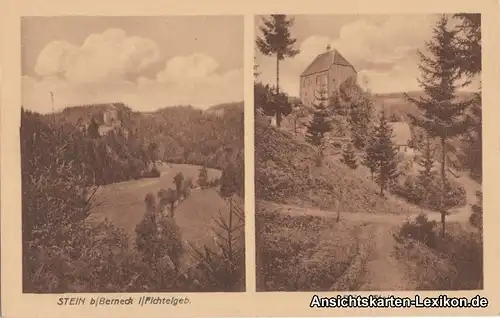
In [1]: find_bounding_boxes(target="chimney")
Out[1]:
[326,44,331,51]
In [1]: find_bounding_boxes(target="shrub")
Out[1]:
[135,194,183,271]
[143,167,161,178]
[396,214,438,248]
[394,174,466,211]
[188,197,245,292]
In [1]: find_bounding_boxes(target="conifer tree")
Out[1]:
[256,14,300,127]
[306,86,331,147]
[341,140,358,170]
[417,135,435,201]
[349,92,375,149]
[365,109,399,196]
[453,14,482,182]
[406,15,474,237]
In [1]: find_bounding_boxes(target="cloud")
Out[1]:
[35,28,161,83]
[257,15,441,95]
[24,30,243,113]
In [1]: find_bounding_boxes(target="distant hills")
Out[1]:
[370,90,478,121]
[34,100,245,174]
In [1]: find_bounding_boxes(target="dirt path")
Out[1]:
[261,178,478,291]
[356,224,416,291]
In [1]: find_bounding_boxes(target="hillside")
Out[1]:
[38,102,244,188]
[255,120,426,215]
[279,90,480,175]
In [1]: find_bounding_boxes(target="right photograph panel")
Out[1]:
[254,14,482,292]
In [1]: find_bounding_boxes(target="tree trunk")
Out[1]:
[379,166,384,196]
[440,136,447,237]
[276,56,281,127]
[294,118,297,135]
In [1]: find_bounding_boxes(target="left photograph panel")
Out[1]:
[20,16,245,293]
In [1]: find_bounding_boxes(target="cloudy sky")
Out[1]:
[255,14,480,96]
[22,16,243,113]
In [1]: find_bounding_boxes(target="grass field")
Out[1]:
[88,163,229,267]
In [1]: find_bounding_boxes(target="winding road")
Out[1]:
[263,174,480,291]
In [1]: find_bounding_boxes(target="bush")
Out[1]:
[394,174,466,211]
[396,214,438,248]
[256,207,359,291]
[188,198,245,292]
[141,166,161,178]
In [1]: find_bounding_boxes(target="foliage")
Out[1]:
[469,190,483,232]
[365,110,400,196]
[340,77,375,149]
[198,166,209,187]
[452,13,481,83]
[143,166,161,178]
[395,223,483,290]
[305,86,331,147]
[174,172,185,197]
[394,173,466,211]
[257,84,293,125]
[406,15,474,236]
[341,141,358,170]
[256,206,360,291]
[135,194,183,271]
[452,14,482,181]
[256,14,300,127]
[188,198,245,292]
[396,214,438,248]
[21,101,246,293]
[254,120,427,215]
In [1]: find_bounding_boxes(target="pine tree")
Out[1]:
[349,92,375,149]
[453,14,482,182]
[342,140,358,170]
[364,131,378,180]
[306,86,331,147]
[453,13,481,83]
[365,110,399,196]
[256,14,300,127]
[406,15,474,237]
[417,135,435,201]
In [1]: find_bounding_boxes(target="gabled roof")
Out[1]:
[301,49,355,77]
[388,122,412,146]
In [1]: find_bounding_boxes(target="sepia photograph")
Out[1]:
[254,14,482,292]
[20,15,245,293]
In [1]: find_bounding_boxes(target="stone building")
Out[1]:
[299,45,357,107]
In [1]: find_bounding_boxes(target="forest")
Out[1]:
[21,101,245,293]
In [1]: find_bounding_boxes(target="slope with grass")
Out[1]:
[255,120,427,215]
[255,119,480,291]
